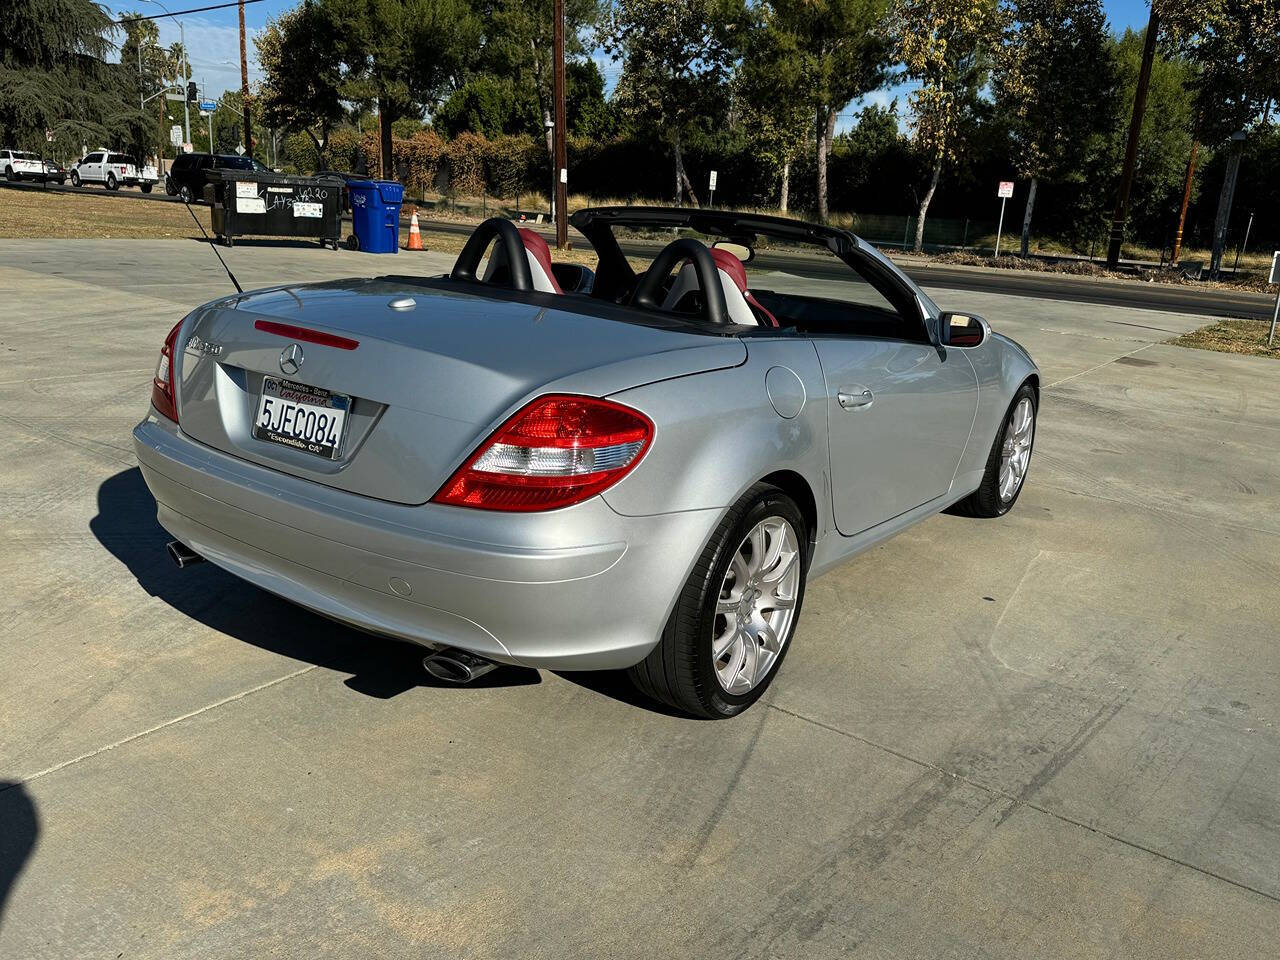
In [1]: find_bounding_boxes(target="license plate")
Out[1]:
[253,377,350,459]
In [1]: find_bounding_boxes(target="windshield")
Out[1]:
[216,156,253,170]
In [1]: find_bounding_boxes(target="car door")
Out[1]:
[809,259,978,536]
[82,152,103,182]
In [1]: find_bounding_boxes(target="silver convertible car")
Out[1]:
[133,207,1039,718]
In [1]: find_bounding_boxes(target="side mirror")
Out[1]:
[939,311,989,348]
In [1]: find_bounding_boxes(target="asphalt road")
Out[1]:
[1,239,1278,958]
[3,178,1274,320]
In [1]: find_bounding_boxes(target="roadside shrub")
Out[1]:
[446,131,488,195]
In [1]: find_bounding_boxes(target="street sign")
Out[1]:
[709,170,718,190]
[199,100,217,113]
[170,125,183,147]
[994,182,1014,257]
[235,144,245,156]
[165,93,185,102]
[45,129,54,142]
[1270,251,1280,285]
[199,111,212,118]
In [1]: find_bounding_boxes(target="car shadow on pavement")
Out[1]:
[90,468,541,698]
[0,782,38,929]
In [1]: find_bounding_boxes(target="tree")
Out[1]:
[599,0,744,206]
[256,3,345,168]
[1158,1,1280,273]
[735,5,817,212]
[476,0,602,205]
[0,0,148,154]
[993,0,1117,255]
[892,0,999,251]
[751,0,890,220]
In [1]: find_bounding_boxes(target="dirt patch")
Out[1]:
[922,249,1275,294]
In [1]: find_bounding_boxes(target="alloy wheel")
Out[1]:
[711,516,801,695]
[999,397,1035,502]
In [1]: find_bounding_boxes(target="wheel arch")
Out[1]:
[758,469,818,548]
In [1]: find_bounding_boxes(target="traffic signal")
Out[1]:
[187,81,198,103]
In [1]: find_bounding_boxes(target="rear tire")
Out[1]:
[141,183,153,194]
[629,483,809,719]
[952,383,1037,519]
[4,166,13,182]
[106,172,118,190]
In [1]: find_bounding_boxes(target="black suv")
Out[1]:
[164,153,271,203]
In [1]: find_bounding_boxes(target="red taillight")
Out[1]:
[432,395,654,512]
[151,320,183,422]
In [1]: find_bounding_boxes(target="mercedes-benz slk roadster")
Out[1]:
[133,208,1039,718]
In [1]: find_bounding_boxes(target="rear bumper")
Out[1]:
[132,413,723,670]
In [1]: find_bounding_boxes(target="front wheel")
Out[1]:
[70,170,81,187]
[953,383,1037,518]
[629,483,809,718]
[178,184,192,204]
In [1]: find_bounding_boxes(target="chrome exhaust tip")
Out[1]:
[166,540,204,568]
[422,648,499,684]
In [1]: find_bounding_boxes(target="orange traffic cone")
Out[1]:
[405,209,423,250]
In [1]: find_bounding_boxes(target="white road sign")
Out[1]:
[709,170,718,190]
[1270,251,1280,285]
[45,129,54,142]
[170,125,183,147]
[998,181,1014,198]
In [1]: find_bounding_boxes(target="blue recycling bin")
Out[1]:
[347,179,404,253]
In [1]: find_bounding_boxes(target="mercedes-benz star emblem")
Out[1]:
[279,343,303,375]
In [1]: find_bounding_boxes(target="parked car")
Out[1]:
[164,153,272,203]
[133,208,1040,718]
[2,149,46,181]
[70,150,158,192]
[40,159,68,184]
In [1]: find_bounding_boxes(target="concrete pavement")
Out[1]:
[1,239,1277,958]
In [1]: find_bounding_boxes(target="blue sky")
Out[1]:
[103,0,1155,120]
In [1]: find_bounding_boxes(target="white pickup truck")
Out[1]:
[70,150,160,192]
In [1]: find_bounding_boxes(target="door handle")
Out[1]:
[837,388,874,410]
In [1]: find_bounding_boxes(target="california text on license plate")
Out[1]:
[253,376,350,459]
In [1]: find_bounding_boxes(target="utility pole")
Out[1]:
[1106,8,1159,268]
[239,0,252,158]
[1171,141,1198,265]
[552,0,568,249]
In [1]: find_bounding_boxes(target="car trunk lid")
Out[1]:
[175,278,745,504]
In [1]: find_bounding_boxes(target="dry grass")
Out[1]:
[925,249,1276,293]
[1169,318,1280,359]
[0,187,206,239]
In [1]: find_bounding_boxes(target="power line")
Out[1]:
[115,0,265,25]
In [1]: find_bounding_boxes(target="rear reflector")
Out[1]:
[253,320,359,350]
[432,395,654,512]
